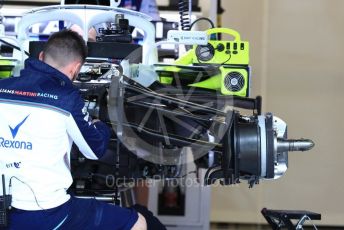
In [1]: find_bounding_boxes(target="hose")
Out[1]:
[178,0,191,31]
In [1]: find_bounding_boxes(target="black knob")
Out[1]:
[217,43,225,52]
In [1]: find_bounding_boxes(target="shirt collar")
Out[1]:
[22,58,72,86]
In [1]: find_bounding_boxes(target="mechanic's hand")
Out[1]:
[131,204,166,230]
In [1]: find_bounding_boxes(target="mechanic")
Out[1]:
[0,29,147,230]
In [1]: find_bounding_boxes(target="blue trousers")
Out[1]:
[8,196,138,230]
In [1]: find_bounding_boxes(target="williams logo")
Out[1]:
[0,114,33,150]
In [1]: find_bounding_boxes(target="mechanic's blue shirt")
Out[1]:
[0,58,110,210]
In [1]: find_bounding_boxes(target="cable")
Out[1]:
[9,176,46,211]
[0,38,30,56]
[221,53,231,65]
[178,0,191,31]
[190,17,215,31]
[180,170,196,178]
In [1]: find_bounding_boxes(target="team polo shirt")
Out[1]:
[0,58,110,210]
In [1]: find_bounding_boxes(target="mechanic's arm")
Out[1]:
[131,204,166,230]
[67,93,110,159]
[131,213,147,230]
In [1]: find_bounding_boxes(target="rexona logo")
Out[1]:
[0,114,33,150]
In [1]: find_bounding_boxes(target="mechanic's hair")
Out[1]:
[43,29,88,67]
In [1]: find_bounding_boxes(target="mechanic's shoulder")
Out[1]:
[68,87,85,107]
[0,76,19,85]
[50,82,80,110]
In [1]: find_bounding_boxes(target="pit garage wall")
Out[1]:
[211,0,344,226]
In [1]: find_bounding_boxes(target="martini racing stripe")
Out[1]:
[0,98,70,116]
